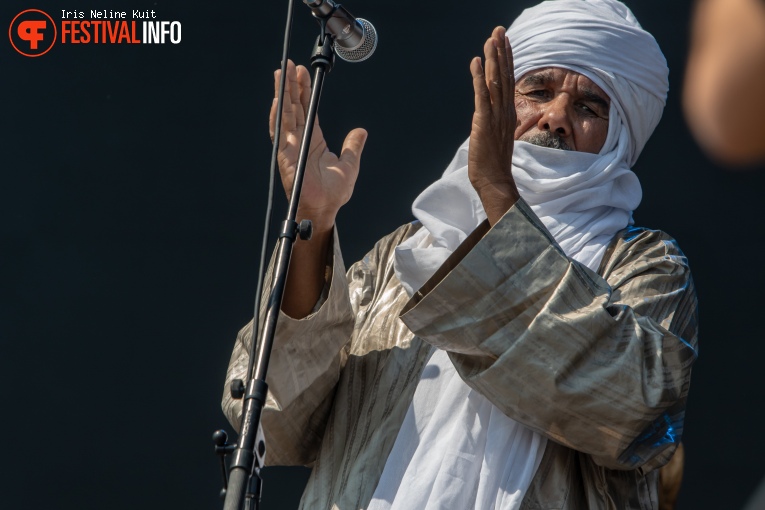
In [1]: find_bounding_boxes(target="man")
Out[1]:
[223,1,698,508]
[684,0,765,165]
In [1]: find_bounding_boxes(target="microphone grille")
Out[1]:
[335,18,377,63]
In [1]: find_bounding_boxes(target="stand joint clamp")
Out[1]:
[279,219,313,241]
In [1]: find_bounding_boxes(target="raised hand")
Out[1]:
[269,60,368,318]
[468,26,521,226]
[269,60,368,232]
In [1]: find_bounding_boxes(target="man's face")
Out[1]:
[514,67,611,154]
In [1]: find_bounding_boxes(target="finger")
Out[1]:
[494,27,514,110]
[483,34,502,116]
[471,57,491,117]
[287,60,306,130]
[268,70,295,143]
[269,97,278,143]
[273,67,292,108]
[337,128,368,174]
[297,65,312,124]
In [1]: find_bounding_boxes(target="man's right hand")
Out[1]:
[269,60,368,232]
[270,60,367,319]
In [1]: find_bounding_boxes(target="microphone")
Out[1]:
[304,0,377,62]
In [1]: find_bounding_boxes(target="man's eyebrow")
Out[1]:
[519,71,555,87]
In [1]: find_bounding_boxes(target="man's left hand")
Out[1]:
[469,26,521,226]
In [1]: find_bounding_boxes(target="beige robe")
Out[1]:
[223,198,698,510]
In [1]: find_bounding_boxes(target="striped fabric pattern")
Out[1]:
[223,199,698,510]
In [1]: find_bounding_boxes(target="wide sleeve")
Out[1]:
[400,198,698,472]
[221,228,355,466]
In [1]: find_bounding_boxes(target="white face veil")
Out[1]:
[393,0,670,297]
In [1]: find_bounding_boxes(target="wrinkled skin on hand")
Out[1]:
[269,60,368,231]
[468,26,521,226]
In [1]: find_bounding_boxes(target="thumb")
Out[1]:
[339,128,368,169]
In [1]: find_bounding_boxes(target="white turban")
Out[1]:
[509,0,669,165]
[394,0,669,295]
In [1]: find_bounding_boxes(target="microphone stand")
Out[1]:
[220,25,336,510]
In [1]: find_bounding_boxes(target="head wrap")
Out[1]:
[509,0,668,165]
[394,0,669,296]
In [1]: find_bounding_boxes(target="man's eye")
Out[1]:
[527,90,548,98]
[578,103,597,115]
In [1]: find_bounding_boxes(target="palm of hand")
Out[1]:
[271,62,366,227]
[279,124,355,216]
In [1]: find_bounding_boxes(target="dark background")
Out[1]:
[3,0,764,508]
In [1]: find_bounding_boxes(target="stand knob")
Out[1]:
[231,379,245,399]
[298,219,313,240]
[213,429,229,447]
[212,429,232,498]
